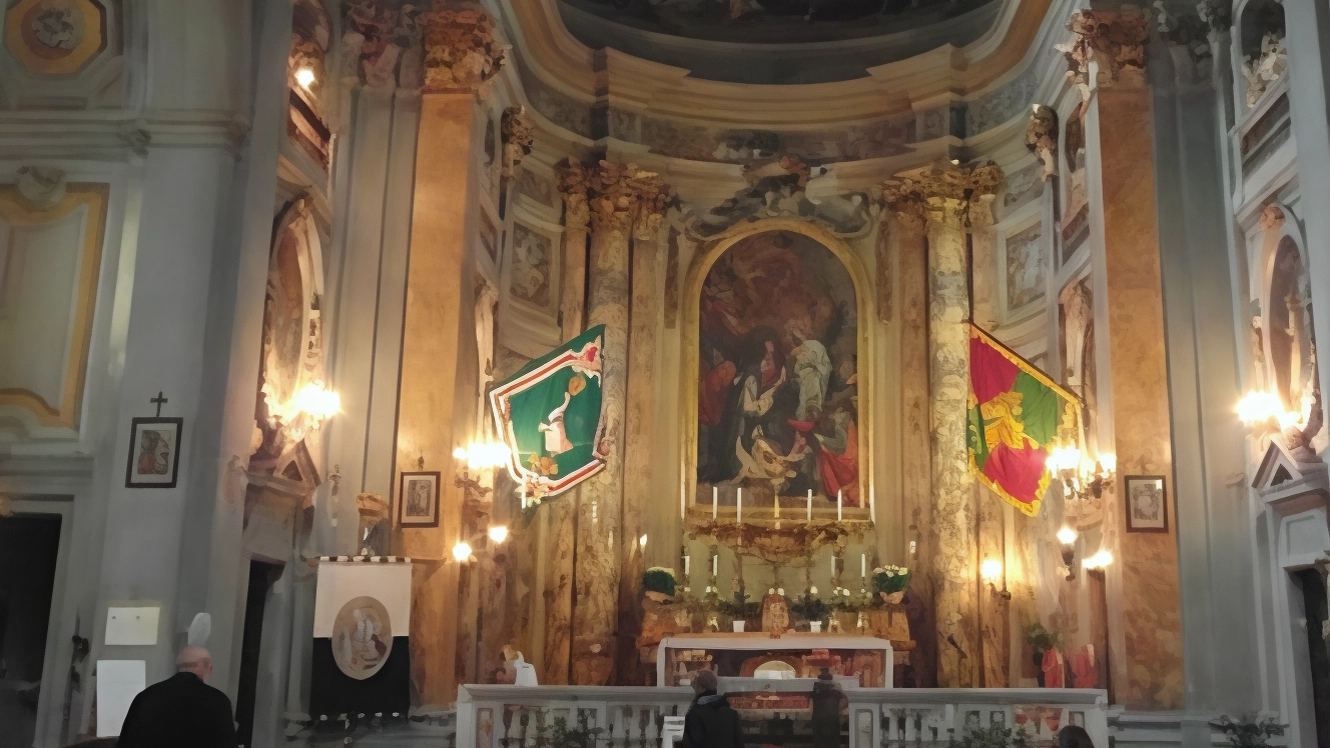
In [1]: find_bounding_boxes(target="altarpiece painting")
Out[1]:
[693,229,863,513]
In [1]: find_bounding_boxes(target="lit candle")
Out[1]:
[837,490,843,521]
[806,489,813,521]
[712,487,718,520]
[737,487,743,524]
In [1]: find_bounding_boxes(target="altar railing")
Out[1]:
[457,684,1108,748]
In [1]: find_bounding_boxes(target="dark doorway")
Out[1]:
[1295,568,1330,748]
[0,513,62,748]
[234,560,282,748]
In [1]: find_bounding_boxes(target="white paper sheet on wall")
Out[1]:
[96,659,146,737]
[105,606,160,646]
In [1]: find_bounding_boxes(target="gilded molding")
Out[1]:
[882,163,1003,228]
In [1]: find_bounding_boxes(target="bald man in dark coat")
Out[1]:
[116,646,238,748]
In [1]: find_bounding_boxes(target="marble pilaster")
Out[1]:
[618,196,669,684]
[569,161,664,685]
[395,4,507,703]
[1071,7,1185,709]
[557,164,591,343]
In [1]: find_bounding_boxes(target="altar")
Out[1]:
[656,633,894,688]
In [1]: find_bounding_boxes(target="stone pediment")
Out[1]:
[1253,439,1329,506]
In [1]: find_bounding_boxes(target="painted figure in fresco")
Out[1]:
[697,231,859,505]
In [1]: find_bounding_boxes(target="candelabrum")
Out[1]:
[1046,443,1116,503]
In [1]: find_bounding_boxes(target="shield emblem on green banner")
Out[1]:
[489,325,606,499]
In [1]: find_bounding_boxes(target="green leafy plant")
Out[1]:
[1023,623,1062,654]
[955,724,1029,748]
[792,594,829,621]
[1210,715,1287,748]
[642,567,677,597]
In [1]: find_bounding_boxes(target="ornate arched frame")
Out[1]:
[678,218,876,521]
[1259,203,1315,412]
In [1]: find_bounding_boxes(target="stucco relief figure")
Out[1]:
[1242,33,1288,108]
[696,230,860,507]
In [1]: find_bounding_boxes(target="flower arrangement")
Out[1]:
[872,565,911,597]
[1023,623,1062,654]
[642,567,677,597]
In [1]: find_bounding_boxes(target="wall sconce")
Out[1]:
[452,541,474,563]
[1057,526,1078,581]
[294,67,316,89]
[452,441,511,471]
[1047,442,1116,503]
[1083,550,1113,572]
[487,526,509,544]
[980,558,1011,599]
[1237,390,1299,430]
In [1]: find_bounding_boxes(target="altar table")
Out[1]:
[656,633,893,688]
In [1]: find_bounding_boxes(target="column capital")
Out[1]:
[557,160,592,230]
[882,162,1003,229]
[1059,7,1149,88]
[586,160,666,234]
[421,1,506,93]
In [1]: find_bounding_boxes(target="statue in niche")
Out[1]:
[761,588,790,635]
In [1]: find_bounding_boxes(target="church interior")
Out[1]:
[1,0,1328,746]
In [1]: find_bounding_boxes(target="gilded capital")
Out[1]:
[585,160,665,234]
[421,1,505,93]
[882,162,1003,229]
[1059,7,1149,87]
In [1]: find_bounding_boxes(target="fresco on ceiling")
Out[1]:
[560,0,996,43]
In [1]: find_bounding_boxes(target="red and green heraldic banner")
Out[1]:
[967,324,1079,517]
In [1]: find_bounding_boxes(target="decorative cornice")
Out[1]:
[556,159,591,230]
[584,160,666,234]
[421,1,506,93]
[1058,7,1149,87]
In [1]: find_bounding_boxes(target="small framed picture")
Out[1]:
[399,471,441,528]
[125,417,184,489]
[1124,475,1168,533]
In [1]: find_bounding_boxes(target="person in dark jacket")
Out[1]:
[1057,725,1096,748]
[682,670,745,748]
[116,646,238,748]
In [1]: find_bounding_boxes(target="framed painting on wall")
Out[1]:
[1124,475,1168,533]
[398,471,441,528]
[124,417,184,489]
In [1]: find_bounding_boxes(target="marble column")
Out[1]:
[618,195,669,684]
[886,164,1001,688]
[1069,8,1184,709]
[395,5,505,705]
[569,162,664,685]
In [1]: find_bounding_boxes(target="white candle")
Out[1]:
[712,487,718,520]
[774,494,780,519]
[837,490,843,521]
[806,489,813,521]
[861,553,866,578]
[737,487,743,524]
[681,482,686,521]
[712,554,718,577]
[684,555,690,576]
